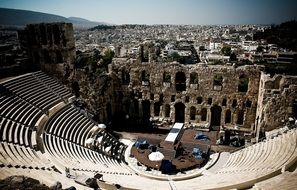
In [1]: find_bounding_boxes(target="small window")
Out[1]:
[232,99,237,108]
[237,110,244,125]
[201,108,207,121]
[208,98,212,105]
[197,97,203,104]
[163,72,171,83]
[175,72,186,92]
[225,109,231,124]
[222,98,227,106]
[185,96,190,103]
[190,106,196,120]
[190,72,198,84]
[171,95,175,102]
[246,99,252,108]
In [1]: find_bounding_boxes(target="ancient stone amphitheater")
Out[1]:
[1,23,297,189]
[0,71,297,190]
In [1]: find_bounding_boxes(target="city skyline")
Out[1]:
[0,0,297,25]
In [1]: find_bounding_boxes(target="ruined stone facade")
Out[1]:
[109,59,262,132]
[20,23,75,81]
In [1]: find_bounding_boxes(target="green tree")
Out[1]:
[221,46,231,56]
[230,52,237,62]
[167,52,181,62]
[102,49,115,65]
[256,46,264,53]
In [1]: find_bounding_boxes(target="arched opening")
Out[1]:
[154,102,161,116]
[174,102,185,123]
[190,72,198,84]
[210,105,222,127]
[232,99,237,108]
[197,96,203,104]
[237,110,244,125]
[190,106,196,120]
[208,98,212,105]
[142,100,151,124]
[222,98,227,106]
[246,99,252,108]
[200,108,207,121]
[225,109,231,124]
[238,74,249,92]
[165,104,170,118]
[175,72,186,92]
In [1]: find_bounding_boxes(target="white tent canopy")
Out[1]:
[148,151,164,161]
[98,124,107,129]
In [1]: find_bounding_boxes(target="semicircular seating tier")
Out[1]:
[1,71,297,190]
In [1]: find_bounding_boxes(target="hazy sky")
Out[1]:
[0,0,297,25]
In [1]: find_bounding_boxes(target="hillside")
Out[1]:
[68,17,110,29]
[0,8,69,26]
[254,20,297,51]
[0,8,109,29]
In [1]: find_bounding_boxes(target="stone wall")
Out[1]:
[110,58,262,131]
[20,23,76,82]
[256,73,297,138]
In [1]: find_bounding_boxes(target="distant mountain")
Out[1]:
[68,17,111,29]
[0,8,69,26]
[0,8,110,29]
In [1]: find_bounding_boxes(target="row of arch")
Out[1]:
[118,99,246,127]
[121,70,249,92]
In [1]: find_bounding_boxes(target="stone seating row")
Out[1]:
[171,128,297,190]
[43,133,131,176]
[45,105,96,147]
[0,93,42,127]
[32,71,72,100]
[1,71,71,112]
[0,117,33,147]
[0,141,53,170]
[218,128,297,173]
[2,77,59,111]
